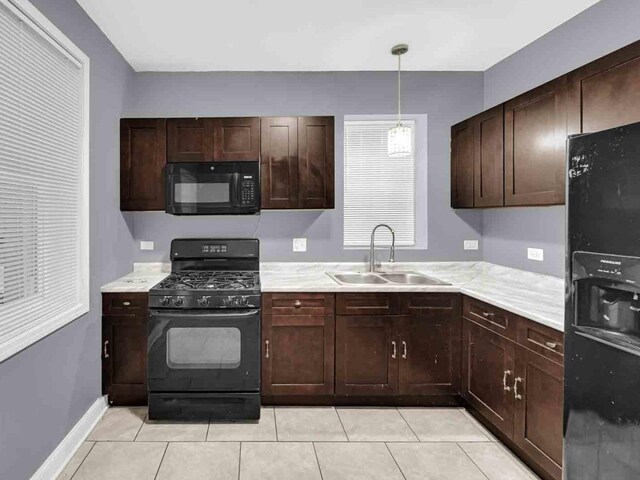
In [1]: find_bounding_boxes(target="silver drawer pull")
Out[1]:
[402,341,407,359]
[265,340,270,359]
[502,370,511,391]
[122,301,131,306]
[545,341,557,349]
[514,377,523,400]
[481,311,494,318]
[294,300,302,308]
[391,341,397,359]
[103,340,109,358]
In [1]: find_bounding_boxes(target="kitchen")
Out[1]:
[1,0,640,479]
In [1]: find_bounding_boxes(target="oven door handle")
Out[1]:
[149,309,260,318]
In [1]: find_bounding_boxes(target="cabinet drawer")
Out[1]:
[263,293,335,315]
[400,293,460,315]
[336,293,398,315]
[463,296,517,340]
[517,317,564,364]
[102,293,149,317]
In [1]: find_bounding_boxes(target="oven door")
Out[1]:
[148,308,260,392]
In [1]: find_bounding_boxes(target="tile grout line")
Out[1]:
[395,408,420,442]
[237,442,242,480]
[152,442,169,480]
[384,442,407,480]
[273,408,279,441]
[457,442,490,480]
[206,419,211,442]
[333,408,350,441]
[68,441,97,480]
[312,442,325,480]
[133,413,147,442]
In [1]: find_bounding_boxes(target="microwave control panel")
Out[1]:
[239,176,257,205]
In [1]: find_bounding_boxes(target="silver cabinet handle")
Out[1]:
[122,301,131,306]
[265,340,270,359]
[514,377,523,400]
[103,340,109,358]
[402,341,407,359]
[482,311,494,318]
[503,370,511,391]
[545,341,558,349]
[391,341,397,359]
[294,300,302,308]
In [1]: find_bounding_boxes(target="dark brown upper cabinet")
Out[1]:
[474,105,504,207]
[120,118,166,211]
[567,40,640,134]
[261,116,335,210]
[167,117,259,162]
[450,119,474,208]
[504,76,568,206]
[451,106,504,208]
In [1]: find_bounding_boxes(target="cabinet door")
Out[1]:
[473,105,504,207]
[260,117,298,208]
[120,118,166,211]
[167,118,214,162]
[213,117,260,161]
[102,316,147,406]
[451,119,474,208]
[399,307,461,396]
[567,41,640,134]
[514,346,563,480]
[462,319,516,438]
[262,314,334,396]
[297,116,334,209]
[504,77,568,206]
[335,315,398,396]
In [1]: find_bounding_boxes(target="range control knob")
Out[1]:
[238,296,248,306]
[160,296,172,307]
[197,296,210,307]
[174,297,184,307]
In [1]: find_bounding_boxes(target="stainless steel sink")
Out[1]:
[327,271,450,286]
[378,272,449,285]
[327,272,389,284]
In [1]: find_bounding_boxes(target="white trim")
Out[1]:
[30,396,107,480]
[0,0,91,363]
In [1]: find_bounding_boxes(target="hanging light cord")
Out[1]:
[397,53,402,126]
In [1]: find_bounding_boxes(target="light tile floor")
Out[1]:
[59,406,541,480]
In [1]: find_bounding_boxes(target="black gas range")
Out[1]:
[148,238,261,421]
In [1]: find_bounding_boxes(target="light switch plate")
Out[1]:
[527,247,544,262]
[140,241,154,251]
[293,238,307,252]
[464,240,479,251]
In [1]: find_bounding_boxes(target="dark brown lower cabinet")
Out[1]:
[513,345,564,480]
[261,314,335,396]
[102,315,147,406]
[462,318,516,438]
[335,315,398,396]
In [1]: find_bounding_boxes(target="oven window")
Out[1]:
[174,183,230,203]
[166,327,241,369]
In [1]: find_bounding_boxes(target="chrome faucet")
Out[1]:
[370,224,395,272]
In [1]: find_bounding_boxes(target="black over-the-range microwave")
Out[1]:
[165,161,260,215]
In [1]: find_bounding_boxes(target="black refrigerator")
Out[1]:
[566,121,640,479]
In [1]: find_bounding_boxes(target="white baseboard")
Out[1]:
[31,395,108,480]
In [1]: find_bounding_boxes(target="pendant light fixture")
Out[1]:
[388,44,412,158]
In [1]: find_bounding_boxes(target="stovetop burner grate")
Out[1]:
[156,271,259,291]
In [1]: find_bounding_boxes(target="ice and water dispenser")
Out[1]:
[572,251,640,354]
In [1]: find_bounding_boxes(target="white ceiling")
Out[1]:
[77,0,599,72]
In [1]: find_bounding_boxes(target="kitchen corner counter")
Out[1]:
[100,263,170,293]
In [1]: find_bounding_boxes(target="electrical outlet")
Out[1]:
[527,247,544,262]
[464,240,479,251]
[293,238,307,252]
[140,241,154,251]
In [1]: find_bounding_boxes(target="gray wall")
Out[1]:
[481,0,640,277]
[0,1,135,478]
[125,71,484,263]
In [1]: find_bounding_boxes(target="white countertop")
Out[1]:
[101,261,565,332]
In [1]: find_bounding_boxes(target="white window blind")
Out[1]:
[0,0,89,362]
[344,120,415,247]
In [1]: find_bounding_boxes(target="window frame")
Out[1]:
[342,114,427,250]
[0,0,90,363]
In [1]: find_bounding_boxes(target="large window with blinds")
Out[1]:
[343,119,417,247]
[0,0,89,362]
